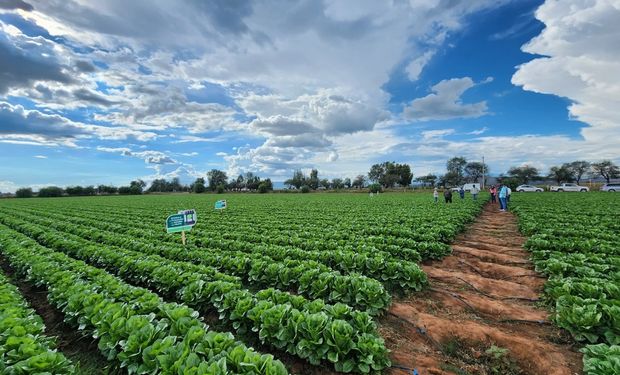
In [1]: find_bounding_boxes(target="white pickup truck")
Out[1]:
[550,183,589,192]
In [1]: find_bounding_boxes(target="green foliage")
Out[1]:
[15,188,33,198]
[368,161,412,188]
[0,192,487,374]
[512,193,620,374]
[368,183,382,193]
[0,272,74,374]
[37,186,63,197]
[301,185,310,193]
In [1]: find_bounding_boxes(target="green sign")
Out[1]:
[166,209,196,233]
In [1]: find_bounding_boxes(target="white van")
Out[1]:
[462,183,480,192]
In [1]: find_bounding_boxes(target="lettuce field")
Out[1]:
[0,192,618,374]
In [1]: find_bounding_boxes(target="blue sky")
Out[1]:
[0,0,618,192]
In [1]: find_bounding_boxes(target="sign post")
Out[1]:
[214,200,227,213]
[166,209,197,245]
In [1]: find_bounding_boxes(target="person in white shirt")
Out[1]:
[471,186,479,200]
[433,188,438,203]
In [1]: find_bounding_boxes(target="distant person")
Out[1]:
[433,188,439,203]
[506,186,512,203]
[459,187,465,199]
[498,184,508,211]
[471,185,479,200]
[444,188,453,204]
[490,185,497,203]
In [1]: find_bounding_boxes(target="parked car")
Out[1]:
[516,184,543,192]
[550,183,589,192]
[600,183,620,192]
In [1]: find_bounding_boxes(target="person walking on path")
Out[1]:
[459,187,465,199]
[490,185,497,203]
[471,185,479,200]
[498,184,508,211]
[444,188,453,204]
[433,188,439,203]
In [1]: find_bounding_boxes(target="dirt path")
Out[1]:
[379,202,583,375]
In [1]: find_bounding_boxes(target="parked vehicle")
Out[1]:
[600,183,620,192]
[451,183,480,192]
[516,184,543,192]
[550,183,589,192]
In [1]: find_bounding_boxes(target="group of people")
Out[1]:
[433,184,511,211]
[490,184,511,211]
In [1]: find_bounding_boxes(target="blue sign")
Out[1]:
[215,200,227,210]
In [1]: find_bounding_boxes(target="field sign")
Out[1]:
[215,200,227,210]
[166,209,197,234]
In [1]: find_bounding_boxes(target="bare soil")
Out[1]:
[379,202,583,375]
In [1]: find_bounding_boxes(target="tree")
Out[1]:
[320,178,330,189]
[368,183,382,193]
[368,161,413,188]
[440,171,461,187]
[285,169,306,189]
[507,165,540,184]
[192,177,206,193]
[331,178,344,189]
[97,185,118,194]
[446,156,467,185]
[207,169,228,191]
[343,178,351,189]
[129,179,146,195]
[548,165,574,184]
[15,187,33,198]
[464,162,488,184]
[415,174,437,188]
[352,175,366,189]
[567,161,590,184]
[258,178,273,193]
[591,160,620,183]
[308,169,319,190]
[38,186,63,197]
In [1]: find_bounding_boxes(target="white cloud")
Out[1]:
[403,77,488,121]
[33,155,47,159]
[406,50,435,81]
[512,0,620,145]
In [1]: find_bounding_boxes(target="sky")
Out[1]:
[0,0,619,192]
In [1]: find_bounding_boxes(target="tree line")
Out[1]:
[11,158,619,198]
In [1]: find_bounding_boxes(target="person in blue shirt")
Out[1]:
[459,187,465,199]
[498,184,508,211]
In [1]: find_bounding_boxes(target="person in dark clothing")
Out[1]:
[444,189,453,203]
[459,187,465,199]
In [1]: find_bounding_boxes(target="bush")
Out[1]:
[38,186,64,197]
[258,182,270,194]
[368,183,382,193]
[301,185,310,193]
[15,187,33,198]
[216,184,225,194]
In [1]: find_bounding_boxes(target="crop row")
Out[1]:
[0,217,391,373]
[9,206,429,291]
[0,270,74,374]
[0,224,288,375]
[0,206,395,312]
[511,193,620,374]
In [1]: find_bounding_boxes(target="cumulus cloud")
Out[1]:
[512,0,620,144]
[406,50,435,81]
[0,102,157,145]
[0,23,74,94]
[403,77,488,121]
[0,0,33,11]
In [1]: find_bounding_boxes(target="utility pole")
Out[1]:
[482,156,485,190]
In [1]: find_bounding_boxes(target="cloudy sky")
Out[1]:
[0,0,619,191]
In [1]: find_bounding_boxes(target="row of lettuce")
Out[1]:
[511,193,620,375]
[1,271,74,374]
[0,194,485,373]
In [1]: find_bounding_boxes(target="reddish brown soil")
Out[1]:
[379,202,583,375]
